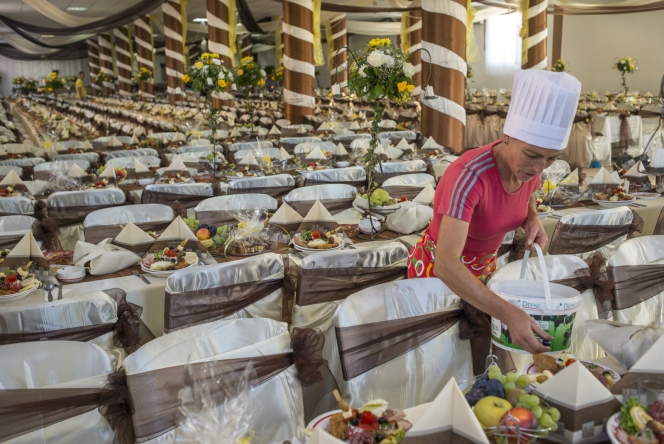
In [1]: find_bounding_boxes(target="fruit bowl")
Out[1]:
[460,358,555,444]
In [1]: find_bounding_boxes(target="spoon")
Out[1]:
[43,281,56,302]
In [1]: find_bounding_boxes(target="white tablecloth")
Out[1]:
[594,114,642,147]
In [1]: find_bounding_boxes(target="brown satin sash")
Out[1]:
[548,211,644,255]
[608,264,664,310]
[336,307,464,380]
[140,190,208,208]
[164,279,284,333]
[288,197,355,217]
[303,178,366,189]
[543,397,621,432]
[85,220,173,245]
[297,266,407,306]
[0,233,26,250]
[49,203,126,227]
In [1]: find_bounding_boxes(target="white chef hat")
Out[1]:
[504,70,582,150]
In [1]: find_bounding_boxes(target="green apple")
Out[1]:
[474,396,513,427]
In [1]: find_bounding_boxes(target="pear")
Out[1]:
[505,387,527,407]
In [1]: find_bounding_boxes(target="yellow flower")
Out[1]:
[368,38,391,49]
[257,79,265,86]
[217,79,227,87]
[240,56,253,65]
[627,56,632,62]
[201,53,210,59]
[397,81,408,92]
[406,84,415,93]
[47,87,53,92]
[236,69,243,75]
[195,61,204,70]
[629,64,634,70]
[181,74,191,83]
[211,53,219,59]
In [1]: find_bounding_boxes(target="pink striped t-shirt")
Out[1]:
[429,141,540,254]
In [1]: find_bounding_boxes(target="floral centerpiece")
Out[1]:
[136,67,152,83]
[613,56,638,95]
[12,76,24,86]
[44,71,64,92]
[344,37,416,234]
[552,59,568,73]
[23,77,37,92]
[234,56,266,132]
[181,52,233,162]
[63,75,77,90]
[95,71,117,85]
[270,66,284,84]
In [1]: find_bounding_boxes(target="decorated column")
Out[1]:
[162,0,186,105]
[421,0,467,152]
[521,0,548,69]
[97,33,116,97]
[408,9,423,96]
[134,15,155,98]
[114,26,133,96]
[206,0,234,108]
[327,16,347,88]
[240,34,253,59]
[282,0,315,124]
[87,39,101,96]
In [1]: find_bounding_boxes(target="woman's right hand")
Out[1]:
[502,304,553,354]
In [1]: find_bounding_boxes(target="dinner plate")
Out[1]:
[606,413,624,444]
[292,236,345,252]
[632,192,661,200]
[140,252,199,276]
[537,211,553,219]
[0,284,40,301]
[524,360,620,385]
[592,198,636,209]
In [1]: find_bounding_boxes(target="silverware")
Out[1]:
[629,202,646,208]
[43,281,56,302]
[133,270,151,284]
[57,282,63,300]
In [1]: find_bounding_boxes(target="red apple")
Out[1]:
[115,169,126,178]
[501,407,537,444]
[195,228,210,240]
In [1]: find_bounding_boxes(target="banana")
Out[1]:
[631,407,652,430]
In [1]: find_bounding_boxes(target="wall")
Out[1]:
[0,56,89,97]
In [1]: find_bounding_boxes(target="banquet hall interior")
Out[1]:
[0,0,663,443]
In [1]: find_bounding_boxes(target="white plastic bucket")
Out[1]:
[490,244,581,354]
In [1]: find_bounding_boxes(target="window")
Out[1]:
[485,13,522,76]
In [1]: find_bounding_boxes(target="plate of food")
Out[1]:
[308,398,411,443]
[593,189,635,208]
[293,228,344,251]
[140,240,199,276]
[0,186,23,198]
[84,178,113,189]
[536,199,553,218]
[607,398,664,444]
[157,173,191,184]
[44,250,74,266]
[355,188,405,214]
[0,263,42,301]
[632,192,661,200]
[524,353,620,389]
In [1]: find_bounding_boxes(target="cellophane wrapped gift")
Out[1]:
[47,162,81,194]
[176,362,255,444]
[226,201,279,256]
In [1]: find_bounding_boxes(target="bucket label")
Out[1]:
[491,312,577,353]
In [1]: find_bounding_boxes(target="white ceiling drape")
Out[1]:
[21,0,102,27]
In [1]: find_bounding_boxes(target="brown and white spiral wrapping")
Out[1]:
[97,33,116,96]
[328,16,347,88]
[522,0,548,70]
[162,0,185,104]
[114,26,133,96]
[134,15,155,98]
[283,0,315,124]
[86,39,101,96]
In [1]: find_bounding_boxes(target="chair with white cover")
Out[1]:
[53,152,100,164]
[300,165,367,189]
[33,160,90,180]
[0,340,122,443]
[227,174,296,201]
[335,278,473,408]
[585,136,612,168]
[195,194,277,225]
[376,130,417,145]
[606,235,664,326]
[487,254,602,374]
[122,318,306,443]
[372,159,427,186]
[334,133,371,149]
[187,138,211,146]
[0,157,46,169]
[275,118,291,128]
[548,206,642,259]
[227,140,273,155]
[84,204,174,244]
[279,136,321,153]
[142,183,214,209]
[0,215,37,249]
[164,252,290,333]
[106,148,159,160]
[382,173,436,200]
[560,112,594,167]
[0,165,22,180]
[294,141,336,160]
[109,155,161,170]
[284,184,357,217]
[431,155,460,181]
[234,147,280,162]
[177,144,213,154]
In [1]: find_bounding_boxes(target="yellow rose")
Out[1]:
[257,79,265,85]
[181,74,191,83]
[237,69,243,75]
[211,53,219,59]
[217,79,227,87]
[406,84,415,93]
[48,87,53,92]
[397,81,407,92]
[629,64,634,70]
[195,62,204,70]
[201,53,210,59]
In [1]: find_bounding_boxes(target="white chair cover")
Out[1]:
[294,141,336,156]
[0,157,46,167]
[607,235,664,326]
[487,255,602,373]
[53,153,99,163]
[84,204,174,228]
[143,183,213,197]
[586,136,612,168]
[431,155,460,181]
[195,194,277,214]
[187,138,210,146]
[109,156,161,169]
[0,165,23,178]
[0,195,34,216]
[34,160,90,173]
[560,116,594,167]
[0,214,36,234]
[122,318,303,443]
[300,166,366,188]
[1,143,31,154]
[284,184,357,216]
[227,174,295,199]
[47,188,126,209]
[234,147,281,161]
[0,341,120,444]
[23,180,49,197]
[106,148,159,159]
[275,118,291,128]
[177,145,214,154]
[155,166,199,177]
[228,141,273,153]
[147,132,177,140]
[336,278,473,408]
[382,173,436,198]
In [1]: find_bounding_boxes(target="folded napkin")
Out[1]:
[67,163,89,178]
[74,238,141,275]
[99,160,116,179]
[0,170,24,186]
[54,142,66,152]
[166,157,188,172]
[590,167,621,185]
[230,127,241,138]
[277,147,293,160]
[386,201,433,234]
[386,146,403,160]
[108,135,123,147]
[348,121,360,131]
[237,152,262,171]
[422,136,442,152]
[413,184,435,204]
[172,132,186,142]
[334,143,349,159]
[586,320,664,371]
[305,146,327,161]
[129,134,139,145]
[4,231,48,269]
[268,202,303,233]
[113,222,156,255]
[79,140,93,150]
[268,125,282,135]
[299,200,339,231]
[317,122,331,131]
[624,161,648,178]
[133,158,151,173]
[297,124,307,134]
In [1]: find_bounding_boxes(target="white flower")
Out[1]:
[260,69,266,77]
[382,54,394,67]
[367,50,386,67]
[403,62,416,77]
[358,66,367,78]
[212,58,221,65]
[206,77,213,86]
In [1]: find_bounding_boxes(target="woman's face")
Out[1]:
[506,137,561,182]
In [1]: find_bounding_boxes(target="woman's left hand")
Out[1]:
[522,214,548,250]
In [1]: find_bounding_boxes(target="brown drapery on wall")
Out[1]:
[420,0,466,153]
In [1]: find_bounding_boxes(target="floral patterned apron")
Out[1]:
[407,229,498,283]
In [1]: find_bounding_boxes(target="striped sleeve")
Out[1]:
[437,151,494,223]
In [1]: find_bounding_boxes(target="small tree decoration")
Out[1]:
[334,37,435,237]
[613,56,638,95]
[552,59,568,72]
[181,52,233,160]
[234,56,266,132]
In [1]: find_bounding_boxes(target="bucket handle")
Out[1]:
[519,243,553,311]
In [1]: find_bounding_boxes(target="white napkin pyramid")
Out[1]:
[387,201,433,234]
[0,170,24,186]
[305,146,327,161]
[108,135,122,147]
[586,320,663,371]
[54,142,66,152]
[374,145,387,157]
[230,127,241,138]
[317,122,331,131]
[422,136,441,150]
[269,202,303,225]
[590,167,621,185]
[133,158,150,173]
[405,378,490,443]
[98,160,116,178]
[79,140,93,150]
[115,222,156,245]
[238,151,260,166]
[161,135,169,146]
[297,124,307,134]
[537,361,616,409]
[0,147,7,157]
[624,161,648,178]
[299,200,339,231]
[159,216,198,240]
[268,125,282,135]
[361,119,371,129]
[349,121,360,130]
[305,429,344,444]
[67,163,89,178]
[627,332,664,373]
[396,138,412,151]
[7,232,44,260]
[559,169,579,185]
[172,132,186,142]
[386,146,403,160]
[130,134,139,145]
[277,147,293,160]
[256,127,268,135]
[166,157,187,172]
[413,184,435,204]
[335,143,349,157]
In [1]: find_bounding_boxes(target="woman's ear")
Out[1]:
[503,136,510,145]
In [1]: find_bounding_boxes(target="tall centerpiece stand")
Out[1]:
[233,56,267,138]
[332,39,437,239]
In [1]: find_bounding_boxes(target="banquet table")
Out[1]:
[594,114,642,146]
